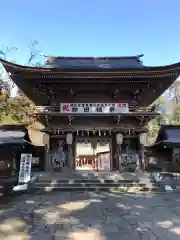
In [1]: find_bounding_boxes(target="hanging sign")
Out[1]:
[18,154,32,183]
[60,103,129,114]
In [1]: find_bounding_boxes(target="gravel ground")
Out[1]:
[0,191,180,239]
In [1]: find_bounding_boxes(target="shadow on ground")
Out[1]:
[0,191,180,239]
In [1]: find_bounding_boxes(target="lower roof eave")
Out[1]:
[1,58,180,77]
[41,126,148,133]
[35,112,159,117]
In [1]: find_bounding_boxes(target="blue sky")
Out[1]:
[0,0,180,67]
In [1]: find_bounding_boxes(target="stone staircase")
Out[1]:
[31,169,160,193]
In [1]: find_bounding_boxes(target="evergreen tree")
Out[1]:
[171,104,180,124]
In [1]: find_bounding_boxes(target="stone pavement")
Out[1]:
[0,192,180,239]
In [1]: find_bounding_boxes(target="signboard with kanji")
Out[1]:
[18,154,32,183]
[60,103,129,114]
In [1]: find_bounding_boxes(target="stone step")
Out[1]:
[34,185,160,193]
[34,180,159,193]
[36,179,140,184]
[35,182,147,187]
[33,171,146,180]
[30,172,161,193]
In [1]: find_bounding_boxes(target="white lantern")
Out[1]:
[139,133,147,145]
[43,133,49,146]
[66,133,73,145]
[116,133,123,145]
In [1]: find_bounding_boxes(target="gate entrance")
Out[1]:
[75,137,111,171]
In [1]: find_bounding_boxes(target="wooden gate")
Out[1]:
[75,138,111,171]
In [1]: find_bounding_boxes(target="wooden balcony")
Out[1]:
[34,105,159,117]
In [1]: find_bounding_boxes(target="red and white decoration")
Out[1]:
[60,103,129,114]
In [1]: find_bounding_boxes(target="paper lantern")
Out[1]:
[66,133,73,145]
[116,133,123,144]
[139,133,147,145]
[43,133,49,146]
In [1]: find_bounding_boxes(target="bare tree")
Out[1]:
[0,45,18,60]
[0,46,18,102]
[0,40,44,99]
[0,41,43,125]
[27,40,43,66]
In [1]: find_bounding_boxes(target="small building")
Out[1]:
[0,125,45,172]
[1,55,180,172]
[145,125,180,172]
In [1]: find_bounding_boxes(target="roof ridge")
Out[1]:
[44,54,144,60]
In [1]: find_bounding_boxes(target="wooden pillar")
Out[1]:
[141,145,145,172]
[116,133,124,171]
[66,132,76,171]
[116,145,120,171]
[44,145,48,172]
[138,133,147,172]
[117,144,122,171]
[45,145,52,172]
[68,145,73,170]
[138,144,144,172]
[72,133,76,171]
[43,133,51,172]
[111,132,117,170]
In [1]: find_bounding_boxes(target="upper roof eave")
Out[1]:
[1,58,180,75]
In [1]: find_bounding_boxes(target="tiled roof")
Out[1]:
[0,125,31,145]
[155,125,180,145]
[44,55,144,69]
